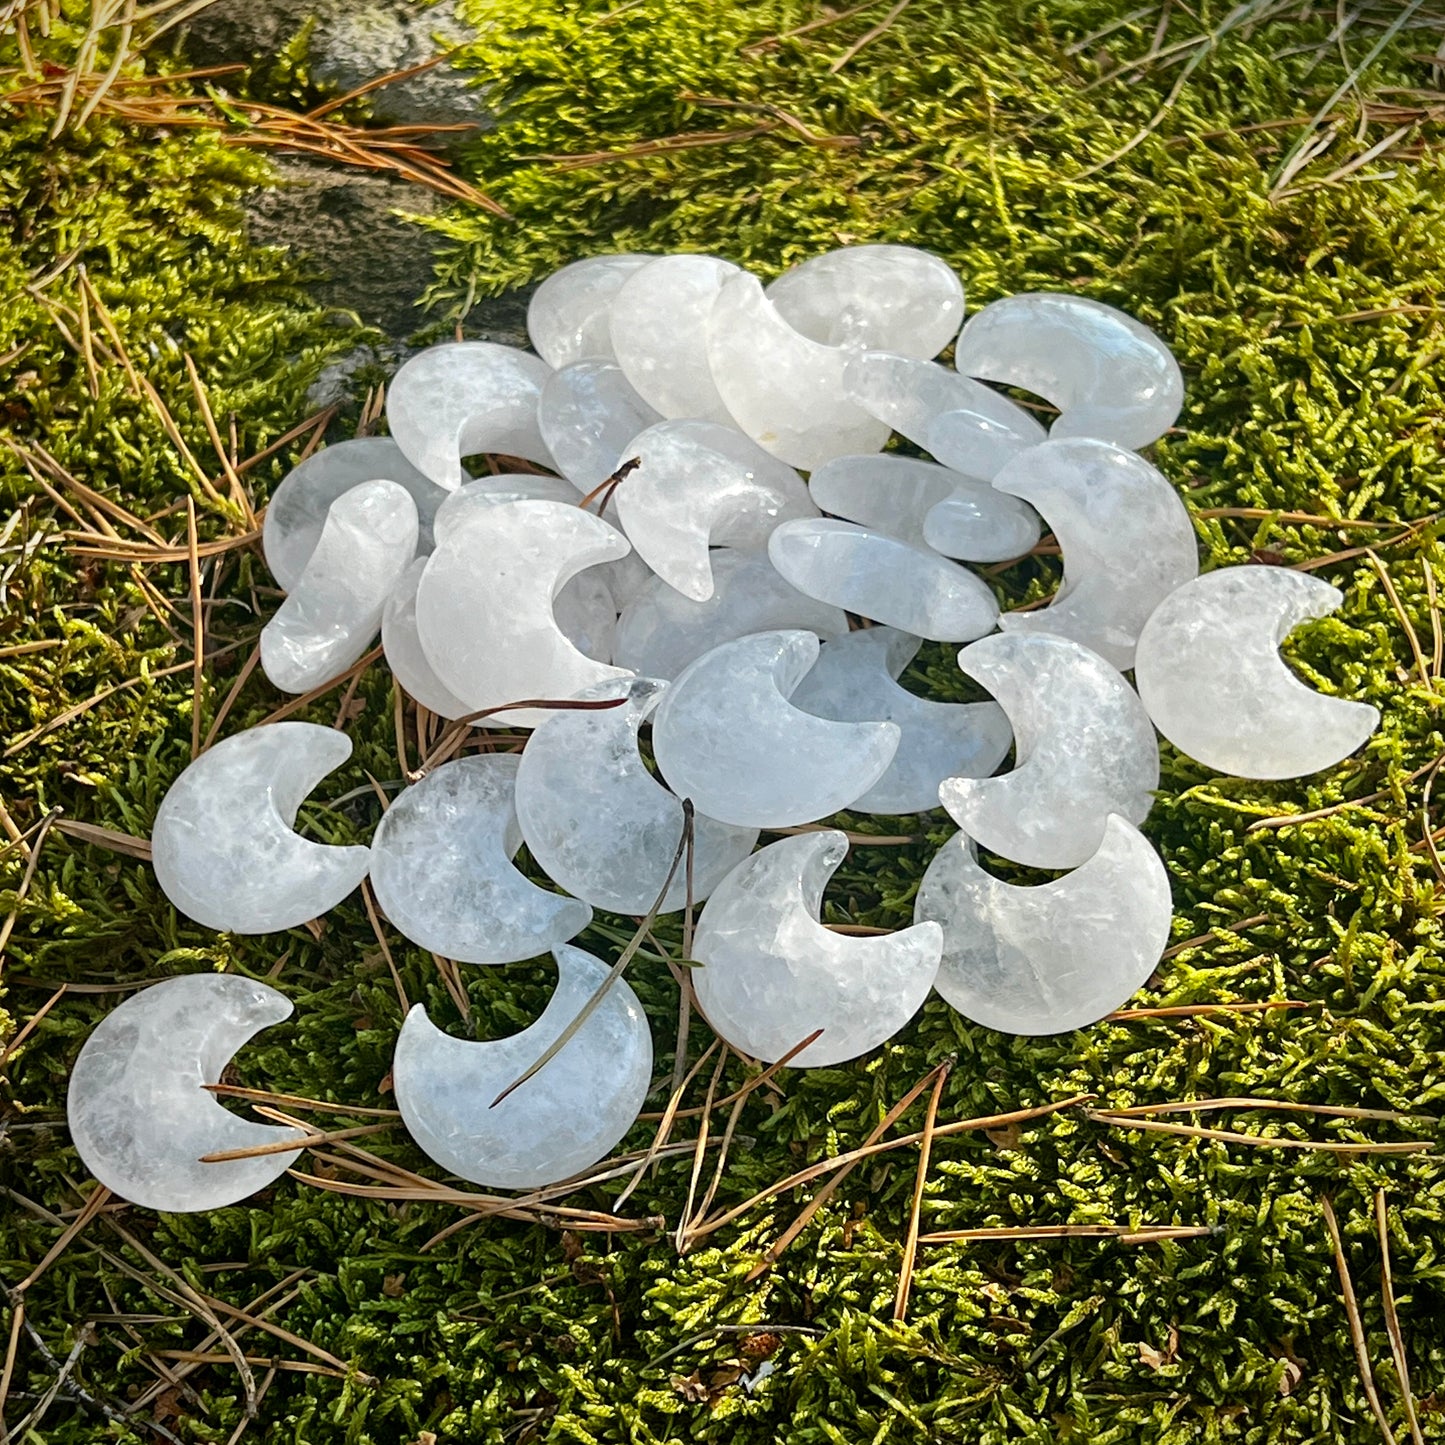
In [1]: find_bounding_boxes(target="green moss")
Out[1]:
[6,2,1445,1442]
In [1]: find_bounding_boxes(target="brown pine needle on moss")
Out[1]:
[1088,1112,1431,1154]
[918,1223,1216,1245]
[1376,1190,1426,1445]
[893,1055,950,1321]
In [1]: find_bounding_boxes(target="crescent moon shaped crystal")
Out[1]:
[151,722,371,933]
[790,626,1012,815]
[650,630,900,828]
[609,253,741,423]
[705,272,892,469]
[954,291,1184,449]
[765,244,965,358]
[915,815,1172,1035]
[993,438,1199,671]
[386,342,556,489]
[392,944,652,1188]
[612,548,849,681]
[1134,566,1380,779]
[260,478,419,694]
[939,632,1159,869]
[692,830,942,1065]
[415,498,633,729]
[809,453,1041,562]
[515,677,758,914]
[768,518,1000,643]
[526,253,654,368]
[261,437,444,592]
[382,557,475,721]
[536,361,662,494]
[613,419,817,602]
[67,974,307,1211]
[369,755,592,965]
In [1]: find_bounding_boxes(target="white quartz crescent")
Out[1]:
[915,815,1172,1034]
[768,518,999,643]
[382,558,475,721]
[993,438,1199,671]
[841,350,1046,480]
[67,974,307,1211]
[705,272,892,469]
[262,437,444,592]
[614,419,816,601]
[515,676,758,915]
[369,755,592,965]
[938,633,1159,869]
[609,253,740,423]
[392,944,652,1188]
[526,253,653,368]
[1134,566,1380,779]
[765,244,965,358]
[386,342,555,490]
[651,630,899,828]
[612,548,849,681]
[260,478,418,694]
[809,453,1041,562]
[151,722,371,933]
[790,626,1011,815]
[415,498,633,729]
[692,831,942,1065]
[954,291,1184,449]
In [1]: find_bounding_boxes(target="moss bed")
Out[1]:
[4,1,1445,1440]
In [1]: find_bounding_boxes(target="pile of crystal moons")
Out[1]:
[66,245,1383,1213]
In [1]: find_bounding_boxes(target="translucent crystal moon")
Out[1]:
[415,498,632,729]
[527,253,653,368]
[915,815,1172,1035]
[260,478,418,694]
[993,438,1199,671]
[939,633,1159,869]
[514,677,758,914]
[1134,566,1380,779]
[692,831,942,1065]
[67,974,306,1211]
[387,342,556,489]
[392,945,652,1189]
[369,755,592,966]
[954,291,1184,449]
[151,723,371,933]
[651,630,899,828]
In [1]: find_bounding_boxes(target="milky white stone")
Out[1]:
[938,633,1159,869]
[526,253,653,368]
[537,361,662,493]
[67,974,306,1211]
[433,472,583,531]
[915,815,1171,1035]
[387,342,555,490]
[393,944,652,1188]
[841,350,1046,479]
[260,479,418,694]
[415,499,632,729]
[614,419,817,601]
[370,755,591,965]
[705,273,892,469]
[262,437,445,592]
[651,630,898,828]
[768,519,999,643]
[152,723,371,933]
[993,438,1199,671]
[1134,566,1380,779]
[383,558,475,720]
[612,549,849,680]
[609,254,740,423]
[810,454,1041,562]
[791,627,1011,815]
[692,831,942,1065]
[766,244,964,358]
[515,677,758,914]
[955,292,1184,450]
